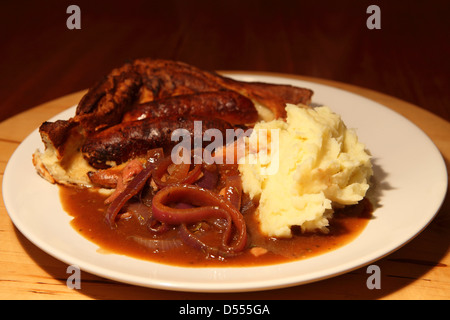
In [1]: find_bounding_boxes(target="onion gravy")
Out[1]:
[60,186,372,267]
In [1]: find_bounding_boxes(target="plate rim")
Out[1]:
[2,73,448,292]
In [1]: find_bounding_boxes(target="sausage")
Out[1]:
[122,91,258,125]
[82,117,235,168]
[39,59,313,161]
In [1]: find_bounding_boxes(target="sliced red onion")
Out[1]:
[104,164,153,227]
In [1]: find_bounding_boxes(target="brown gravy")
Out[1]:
[60,186,372,267]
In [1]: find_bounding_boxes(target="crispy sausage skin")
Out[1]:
[123,91,258,125]
[38,59,313,160]
[82,117,235,168]
[77,58,313,125]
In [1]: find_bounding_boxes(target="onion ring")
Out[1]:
[152,184,247,254]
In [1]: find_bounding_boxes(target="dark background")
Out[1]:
[0,0,448,123]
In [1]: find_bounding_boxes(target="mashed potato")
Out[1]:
[238,104,373,238]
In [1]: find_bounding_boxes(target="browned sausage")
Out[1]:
[122,91,258,125]
[82,117,235,168]
[40,59,313,160]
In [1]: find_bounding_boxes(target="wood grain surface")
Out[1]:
[0,73,448,300]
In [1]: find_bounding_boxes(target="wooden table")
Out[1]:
[0,74,448,300]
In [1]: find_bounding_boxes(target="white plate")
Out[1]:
[3,74,448,292]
